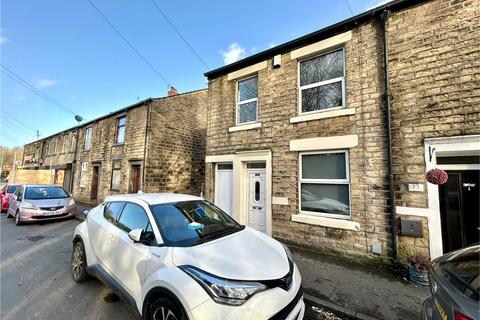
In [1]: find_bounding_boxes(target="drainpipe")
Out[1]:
[142,102,150,192]
[70,128,80,195]
[380,10,398,259]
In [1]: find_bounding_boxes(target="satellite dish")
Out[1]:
[74,115,83,122]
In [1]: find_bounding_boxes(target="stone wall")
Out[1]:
[144,90,208,196]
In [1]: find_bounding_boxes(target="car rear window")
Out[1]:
[24,186,69,200]
[441,247,479,301]
[7,185,20,193]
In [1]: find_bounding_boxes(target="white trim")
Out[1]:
[272,197,288,205]
[229,122,262,132]
[206,150,273,236]
[297,48,346,115]
[437,164,480,170]
[290,108,355,123]
[290,31,352,60]
[227,61,267,81]
[290,134,358,151]
[291,214,360,231]
[298,150,351,220]
[396,206,432,217]
[423,134,480,259]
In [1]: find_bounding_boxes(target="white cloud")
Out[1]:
[366,0,394,9]
[0,35,7,44]
[220,43,246,65]
[35,79,58,89]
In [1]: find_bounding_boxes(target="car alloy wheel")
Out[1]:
[152,306,178,320]
[71,241,88,282]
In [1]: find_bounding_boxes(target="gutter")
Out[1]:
[379,10,398,259]
[142,102,150,192]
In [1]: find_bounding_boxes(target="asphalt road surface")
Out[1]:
[0,213,345,320]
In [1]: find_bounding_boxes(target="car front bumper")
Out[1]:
[187,264,305,320]
[19,205,76,222]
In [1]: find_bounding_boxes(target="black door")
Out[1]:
[439,170,479,253]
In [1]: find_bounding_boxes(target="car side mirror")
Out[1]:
[128,229,143,242]
[83,209,89,218]
[11,195,17,201]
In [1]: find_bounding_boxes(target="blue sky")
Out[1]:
[1,0,386,148]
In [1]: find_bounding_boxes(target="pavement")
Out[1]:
[291,245,430,320]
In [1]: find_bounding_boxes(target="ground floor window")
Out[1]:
[299,150,350,219]
[79,162,88,187]
[111,161,121,191]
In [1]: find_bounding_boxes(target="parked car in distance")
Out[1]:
[7,184,76,225]
[1,184,20,213]
[72,193,304,320]
[421,244,479,320]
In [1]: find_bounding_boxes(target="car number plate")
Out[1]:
[44,211,61,216]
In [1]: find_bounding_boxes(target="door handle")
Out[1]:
[107,233,114,242]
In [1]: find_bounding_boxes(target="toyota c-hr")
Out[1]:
[72,193,304,320]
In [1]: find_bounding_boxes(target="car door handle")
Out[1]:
[106,233,114,242]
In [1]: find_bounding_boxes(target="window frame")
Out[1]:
[103,201,126,225]
[71,133,77,152]
[235,75,259,126]
[116,116,126,144]
[79,162,88,187]
[84,127,93,150]
[297,47,346,116]
[298,149,351,220]
[110,161,122,191]
[62,135,68,153]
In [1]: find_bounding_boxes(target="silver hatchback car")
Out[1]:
[421,244,479,320]
[7,184,76,225]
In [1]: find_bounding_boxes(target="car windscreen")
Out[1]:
[150,200,244,247]
[440,246,479,301]
[6,185,20,193]
[25,186,69,200]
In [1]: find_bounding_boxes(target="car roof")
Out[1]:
[22,184,64,188]
[104,193,203,205]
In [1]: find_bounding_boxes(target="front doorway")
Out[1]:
[246,163,266,233]
[91,165,100,201]
[439,170,479,253]
[130,164,142,193]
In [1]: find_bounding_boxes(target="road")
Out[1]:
[0,213,346,320]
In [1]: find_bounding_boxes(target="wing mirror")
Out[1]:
[128,229,144,242]
[82,209,90,218]
[11,195,17,201]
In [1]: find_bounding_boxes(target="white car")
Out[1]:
[72,193,304,320]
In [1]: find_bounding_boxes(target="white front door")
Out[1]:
[247,168,266,233]
[215,163,233,215]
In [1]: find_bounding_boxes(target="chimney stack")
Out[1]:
[168,86,178,96]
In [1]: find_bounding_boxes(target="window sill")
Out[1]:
[291,214,360,231]
[228,122,262,132]
[112,143,125,147]
[290,108,355,123]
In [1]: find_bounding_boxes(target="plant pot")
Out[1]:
[408,263,429,285]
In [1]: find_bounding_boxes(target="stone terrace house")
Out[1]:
[23,88,207,204]
[203,0,479,260]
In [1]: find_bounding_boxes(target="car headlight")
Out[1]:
[22,201,38,210]
[68,199,75,206]
[179,266,267,305]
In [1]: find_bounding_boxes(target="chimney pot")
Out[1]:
[168,87,178,96]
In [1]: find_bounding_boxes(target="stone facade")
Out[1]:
[204,0,479,260]
[23,90,208,205]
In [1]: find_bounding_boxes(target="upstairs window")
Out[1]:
[62,135,68,153]
[299,48,345,114]
[84,127,93,150]
[236,76,258,125]
[71,133,77,152]
[116,116,126,144]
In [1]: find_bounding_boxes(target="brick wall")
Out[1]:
[72,104,148,203]
[205,0,478,259]
[144,90,208,196]
[388,0,480,255]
